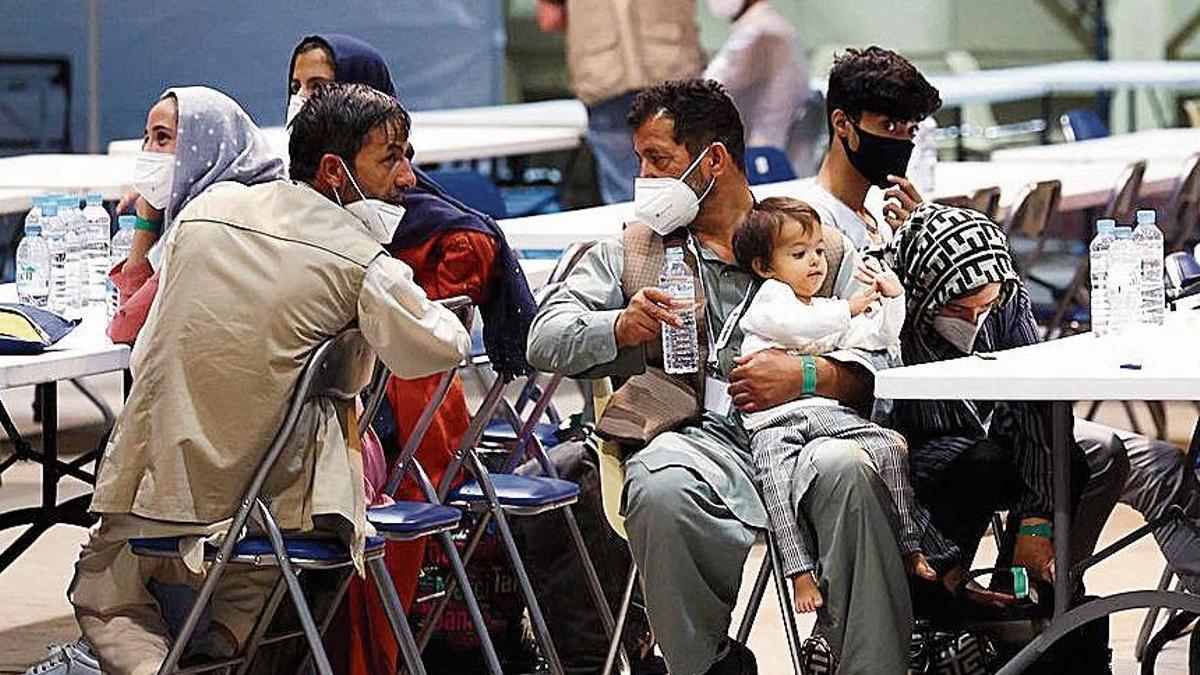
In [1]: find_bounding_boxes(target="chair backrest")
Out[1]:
[1164,251,1200,294]
[933,194,972,210]
[1003,180,1062,240]
[1104,160,1147,222]
[1059,108,1110,142]
[423,168,508,219]
[745,146,798,186]
[1163,153,1200,251]
[970,186,1002,222]
[1185,99,1200,128]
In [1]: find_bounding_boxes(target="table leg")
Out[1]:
[1052,399,1072,618]
[39,382,57,520]
[1040,95,1053,144]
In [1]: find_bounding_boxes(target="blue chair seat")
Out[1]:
[484,419,560,448]
[449,473,578,508]
[131,535,385,562]
[367,502,462,535]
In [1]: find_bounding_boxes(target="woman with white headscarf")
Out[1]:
[109,86,285,343]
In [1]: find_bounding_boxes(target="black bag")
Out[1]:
[511,437,658,674]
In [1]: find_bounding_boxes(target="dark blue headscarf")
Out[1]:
[289,34,536,376]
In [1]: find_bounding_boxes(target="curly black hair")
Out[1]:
[627,78,746,172]
[288,82,410,183]
[826,46,941,133]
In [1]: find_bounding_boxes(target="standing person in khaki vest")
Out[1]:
[52,83,471,675]
[528,79,912,675]
[536,0,705,204]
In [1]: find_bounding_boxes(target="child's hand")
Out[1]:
[855,258,904,298]
[848,288,879,316]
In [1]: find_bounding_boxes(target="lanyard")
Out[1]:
[683,235,752,370]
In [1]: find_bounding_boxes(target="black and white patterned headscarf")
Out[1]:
[881,202,1018,361]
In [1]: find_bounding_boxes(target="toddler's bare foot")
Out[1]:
[791,572,824,613]
[906,552,936,581]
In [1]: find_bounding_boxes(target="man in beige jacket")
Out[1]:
[537,0,705,204]
[64,83,471,675]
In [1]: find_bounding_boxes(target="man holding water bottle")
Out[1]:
[528,79,912,675]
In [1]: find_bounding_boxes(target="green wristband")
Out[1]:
[133,216,162,233]
[1018,522,1053,538]
[799,355,818,396]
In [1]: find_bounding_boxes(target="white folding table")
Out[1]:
[875,312,1200,673]
[0,297,130,574]
[990,128,1200,166]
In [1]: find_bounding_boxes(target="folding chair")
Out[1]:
[1002,180,1061,290]
[128,330,418,675]
[410,245,620,675]
[591,378,806,675]
[364,296,504,675]
[1161,153,1200,253]
[935,188,1001,222]
[1059,108,1110,142]
[745,146,798,186]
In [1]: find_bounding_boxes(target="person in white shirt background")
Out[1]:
[703,0,815,176]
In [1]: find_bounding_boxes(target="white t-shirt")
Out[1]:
[792,179,890,250]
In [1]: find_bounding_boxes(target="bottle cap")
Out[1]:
[1114,226,1132,238]
[1096,218,1116,233]
[1135,209,1156,225]
[86,191,102,205]
[118,215,136,230]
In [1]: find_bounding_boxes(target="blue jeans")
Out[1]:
[586,92,640,204]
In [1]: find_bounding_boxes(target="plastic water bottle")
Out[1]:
[660,246,699,374]
[82,192,111,306]
[1132,209,1165,326]
[15,199,51,308]
[109,216,136,318]
[1088,219,1116,336]
[41,198,69,314]
[906,117,938,195]
[1107,227,1141,336]
[60,196,86,316]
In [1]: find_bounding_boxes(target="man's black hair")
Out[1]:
[826,46,941,134]
[288,82,411,182]
[627,78,746,171]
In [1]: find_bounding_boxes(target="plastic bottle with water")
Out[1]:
[109,216,136,318]
[60,195,86,316]
[1132,209,1165,326]
[15,198,50,308]
[41,198,69,314]
[660,246,699,374]
[1107,227,1141,336]
[1088,218,1116,336]
[82,192,111,306]
[906,117,939,195]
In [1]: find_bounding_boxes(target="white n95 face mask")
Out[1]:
[286,94,307,126]
[335,157,406,244]
[132,151,175,210]
[706,0,745,19]
[633,145,717,236]
[932,308,990,353]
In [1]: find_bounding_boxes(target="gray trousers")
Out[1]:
[1074,418,1200,592]
[622,414,911,675]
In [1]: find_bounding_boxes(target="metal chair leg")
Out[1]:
[258,510,334,675]
[736,552,772,644]
[1135,567,1184,661]
[603,564,638,675]
[561,505,629,671]
[368,555,428,675]
[234,577,288,675]
[768,533,805,675]
[431,530,504,675]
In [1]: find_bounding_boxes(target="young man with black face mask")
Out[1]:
[794,46,941,249]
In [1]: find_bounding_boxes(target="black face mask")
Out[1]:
[840,123,915,189]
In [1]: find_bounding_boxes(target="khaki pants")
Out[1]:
[68,514,277,675]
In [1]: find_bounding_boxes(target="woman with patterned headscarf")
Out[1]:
[109,86,285,343]
[884,201,1200,616]
[880,201,1070,602]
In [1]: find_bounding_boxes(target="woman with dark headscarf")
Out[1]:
[109,86,285,343]
[286,34,536,675]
